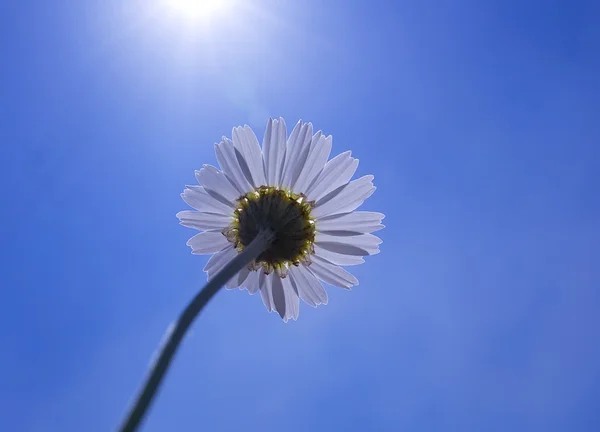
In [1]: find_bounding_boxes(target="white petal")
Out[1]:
[281,121,313,190]
[243,270,260,294]
[181,187,233,216]
[315,232,382,256]
[316,211,385,234]
[176,210,232,231]
[289,265,328,307]
[282,277,300,321]
[307,255,358,289]
[259,272,273,312]
[311,175,375,218]
[305,151,358,202]
[263,117,287,186]
[313,244,366,266]
[204,245,236,275]
[195,165,240,203]
[270,275,300,322]
[290,129,321,190]
[186,231,230,255]
[292,133,332,193]
[214,139,253,195]
[271,275,286,320]
[232,125,266,187]
[227,267,250,289]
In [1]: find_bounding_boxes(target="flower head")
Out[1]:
[177,118,384,321]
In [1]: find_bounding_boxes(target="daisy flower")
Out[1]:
[177,118,384,321]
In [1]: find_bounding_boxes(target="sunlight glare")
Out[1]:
[164,0,234,22]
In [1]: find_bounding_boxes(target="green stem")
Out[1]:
[119,230,273,432]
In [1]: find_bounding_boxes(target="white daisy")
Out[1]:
[177,118,384,322]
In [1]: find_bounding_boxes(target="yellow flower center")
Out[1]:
[223,186,316,276]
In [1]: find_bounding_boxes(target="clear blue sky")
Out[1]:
[1,1,599,431]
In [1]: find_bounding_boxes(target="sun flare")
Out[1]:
[164,0,233,22]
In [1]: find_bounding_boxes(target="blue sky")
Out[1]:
[1,0,599,430]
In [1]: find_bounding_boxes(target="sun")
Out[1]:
[164,0,234,22]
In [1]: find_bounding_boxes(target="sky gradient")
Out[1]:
[1,0,599,431]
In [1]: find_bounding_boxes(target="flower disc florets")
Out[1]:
[223,186,316,276]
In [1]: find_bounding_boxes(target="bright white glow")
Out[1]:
[164,0,233,22]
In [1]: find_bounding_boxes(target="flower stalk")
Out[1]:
[119,229,274,432]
